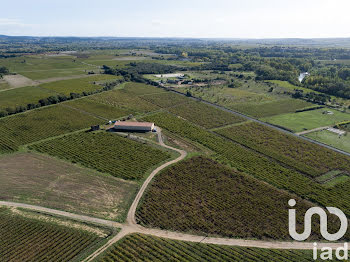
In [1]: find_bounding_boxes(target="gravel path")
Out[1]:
[0,128,343,262]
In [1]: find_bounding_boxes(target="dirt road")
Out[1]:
[0,128,343,261]
[0,201,123,228]
[296,126,330,135]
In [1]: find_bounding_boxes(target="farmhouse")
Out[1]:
[113,121,155,132]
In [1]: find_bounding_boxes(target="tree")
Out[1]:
[186,91,192,97]
[0,66,9,74]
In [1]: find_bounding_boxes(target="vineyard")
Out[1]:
[0,86,57,111]
[39,74,119,95]
[123,82,166,95]
[168,100,245,129]
[140,92,189,108]
[63,97,132,120]
[89,89,159,113]
[136,156,345,240]
[99,233,320,262]
[216,121,350,177]
[230,99,312,118]
[141,112,350,218]
[0,105,103,153]
[0,207,103,262]
[29,131,171,180]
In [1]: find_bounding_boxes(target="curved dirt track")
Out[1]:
[0,129,344,262]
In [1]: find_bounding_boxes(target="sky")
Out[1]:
[1,0,350,38]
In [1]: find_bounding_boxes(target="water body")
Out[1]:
[298,72,309,82]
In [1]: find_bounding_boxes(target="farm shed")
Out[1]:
[113,121,155,132]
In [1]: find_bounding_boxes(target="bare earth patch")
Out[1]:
[0,152,138,221]
[3,74,37,88]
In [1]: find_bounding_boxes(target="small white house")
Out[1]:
[113,121,155,132]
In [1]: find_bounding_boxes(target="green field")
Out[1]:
[99,233,322,262]
[0,86,57,111]
[0,105,103,153]
[123,82,166,95]
[39,74,120,95]
[264,108,350,132]
[168,100,245,129]
[0,207,104,262]
[89,88,159,113]
[140,91,189,108]
[0,152,138,221]
[230,99,313,118]
[178,84,275,108]
[267,80,323,95]
[0,56,95,80]
[63,97,132,120]
[0,80,10,90]
[136,156,328,240]
[305,130,350,154]
[216,121,350,177]
[30,131,172,180]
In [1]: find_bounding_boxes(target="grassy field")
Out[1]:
[305,130,350,154]
[0,80,11,90]
[89,88,159,113]
[230,99,313,118]
[266,80,323,95]
[62,97,132,120]
[0,105,103,153]
[176,77,314,118]
[0,56,95,80]
[0,86,57,111]
[141,112,350,219]
[216,121,350,177]
[39,74,120,95]
[0,207,104,262]
[168,100,245,129]
[30,131,172,180]
[0,152,138,221]
[123,82,166,95]
[136,156,333,240]
[264,108,350,132]
[178,85,274,107]
[140,91,189,108]
[98,233,321,262]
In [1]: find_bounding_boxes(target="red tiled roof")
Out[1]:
[114,122,154,127]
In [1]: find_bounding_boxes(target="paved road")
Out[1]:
[169,89,350,157]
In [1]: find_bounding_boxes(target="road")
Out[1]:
[296,126,330,135]
[0,128,346,261]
